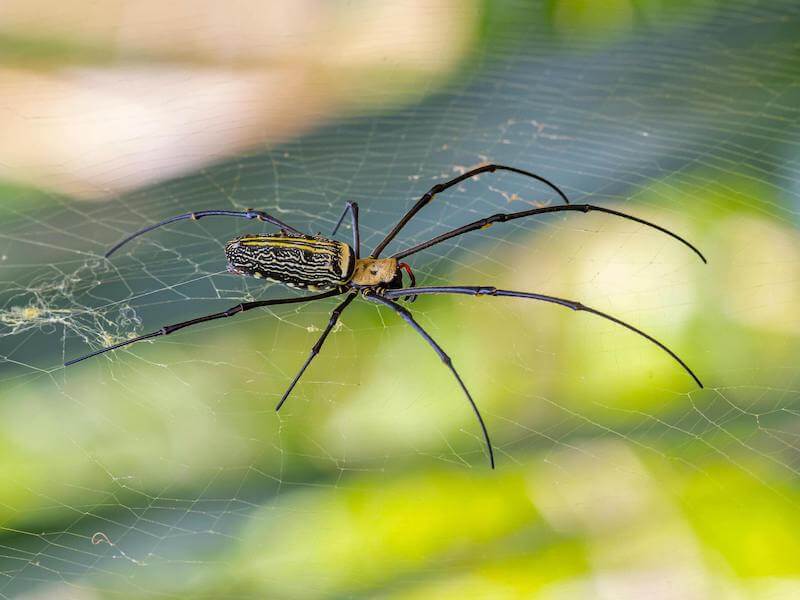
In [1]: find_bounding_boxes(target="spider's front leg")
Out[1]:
[371,164,570,258]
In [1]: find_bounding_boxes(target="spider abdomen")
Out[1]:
[225,233,354,290]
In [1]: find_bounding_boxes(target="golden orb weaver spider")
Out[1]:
[65,164,706,468]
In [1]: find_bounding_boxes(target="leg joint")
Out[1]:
[224,305,243,317]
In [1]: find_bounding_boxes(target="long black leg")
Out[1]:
[331,202,360,258]
[365,292,495,469]
[382,286,704,388]
[371,164,570,258]
[105,209,303,258]
[64,289,342,366]
[391,204,706,263]
[275,292,357,411]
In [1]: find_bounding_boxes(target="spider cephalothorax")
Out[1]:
[349,257,397,287]
[66,163,707,468]
[349,258,415,294]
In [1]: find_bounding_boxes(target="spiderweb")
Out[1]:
[0,1,799,598]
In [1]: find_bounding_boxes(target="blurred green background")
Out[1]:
[0,1,799,598]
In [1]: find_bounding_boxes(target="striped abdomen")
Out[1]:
[225,233,354,291]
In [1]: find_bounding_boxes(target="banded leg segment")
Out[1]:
[391,204,706,263]
[105,209,303,258]
[382,286,703,388]
[371,164,571,258]
[275,292,357,411]
[366,293,495,469]
[64,289,342,366]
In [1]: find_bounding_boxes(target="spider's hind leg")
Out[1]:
[331,201,361,258]
[64,290,343,366]
[365,292,495,468]
[105,209,302,258]
[275,291,358,412]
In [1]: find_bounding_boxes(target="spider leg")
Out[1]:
[382,286,704,388]
[275,292,357,411]
[392,204,706,263]
[371,164,570,258]
[331,201,361,258]
[64,289,342,366]
[105,209,303,258]
[365,292,495,469]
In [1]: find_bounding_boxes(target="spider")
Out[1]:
[65,164,706,468]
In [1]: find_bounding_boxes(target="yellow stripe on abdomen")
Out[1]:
[239,237,338,256]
